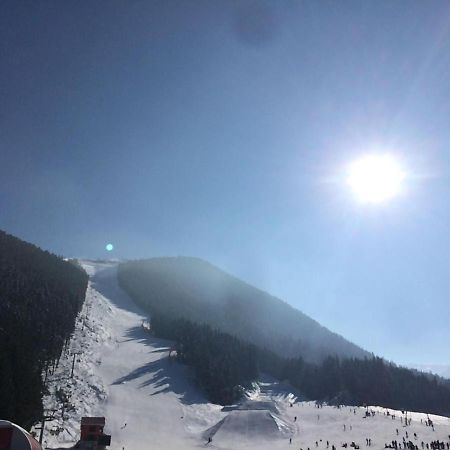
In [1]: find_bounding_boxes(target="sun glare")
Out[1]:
[347,154,405,204]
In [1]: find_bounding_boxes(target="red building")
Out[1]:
[80,417,105,442]
[78,417,111,450]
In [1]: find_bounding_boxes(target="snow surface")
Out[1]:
[37,261,450,450]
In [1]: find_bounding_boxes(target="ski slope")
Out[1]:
[40,261,450,450]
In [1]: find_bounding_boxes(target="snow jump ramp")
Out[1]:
[204,402,294,445]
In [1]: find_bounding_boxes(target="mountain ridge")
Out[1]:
[118,256,370,363]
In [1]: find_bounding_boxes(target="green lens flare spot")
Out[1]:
[106,243,114,252]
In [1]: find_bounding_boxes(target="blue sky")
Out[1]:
[2,1,450,366]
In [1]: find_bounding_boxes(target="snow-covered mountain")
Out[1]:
[39,260,450,450]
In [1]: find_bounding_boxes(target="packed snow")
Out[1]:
[36,261,450,450]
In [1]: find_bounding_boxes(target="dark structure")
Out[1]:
[76,417,111,450]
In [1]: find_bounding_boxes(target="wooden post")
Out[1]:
[71,352,82,378]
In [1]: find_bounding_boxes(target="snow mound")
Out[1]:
[222,399,281,415]
[205,409,294,444]
[238,400,281,414]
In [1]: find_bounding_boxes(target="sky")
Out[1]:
[2,1,450,366]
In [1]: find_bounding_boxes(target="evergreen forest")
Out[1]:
[0,230,88,428]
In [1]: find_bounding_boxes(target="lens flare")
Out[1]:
[105,243,114,252]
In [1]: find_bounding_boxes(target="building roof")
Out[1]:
[80,417,105,426]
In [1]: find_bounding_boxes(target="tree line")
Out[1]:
[151,313,450,415]
[0,230,88,428]
[262,353,450,416]
[151,314,257,404]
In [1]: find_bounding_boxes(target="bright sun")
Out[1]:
[347,154,405,203]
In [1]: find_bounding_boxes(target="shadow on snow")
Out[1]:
[90,264,210,406]
[111,325,207,406]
